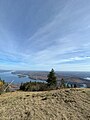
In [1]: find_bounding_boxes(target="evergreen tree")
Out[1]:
[66,83,70,88]
[60,78,65,88]
[71,84,73,88]
[47,69,57,86]
[74,84,77,88]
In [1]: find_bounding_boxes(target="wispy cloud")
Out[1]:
[0,0,90,71]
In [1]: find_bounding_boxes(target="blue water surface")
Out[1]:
[0,72,45,84]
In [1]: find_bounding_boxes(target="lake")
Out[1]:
[0,71,45,84]
[0,71,90,85]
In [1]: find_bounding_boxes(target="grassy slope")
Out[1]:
[0,89,90,120]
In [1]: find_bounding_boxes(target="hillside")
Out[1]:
[0,89,90,120]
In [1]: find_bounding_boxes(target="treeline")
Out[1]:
[20,82,48,91]
[20,68,56,91]
[20,69,77,92]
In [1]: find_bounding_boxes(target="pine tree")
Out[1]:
[74,84,77,88]
[60,78,65,88]
[47,69,57,86]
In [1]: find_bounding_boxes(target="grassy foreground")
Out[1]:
[0,88,90,120]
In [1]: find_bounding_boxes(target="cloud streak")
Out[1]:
[0,0,90,71]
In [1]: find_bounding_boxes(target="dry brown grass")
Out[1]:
[0,88,90,120]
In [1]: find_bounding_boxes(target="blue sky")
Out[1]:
[0,0,90,71]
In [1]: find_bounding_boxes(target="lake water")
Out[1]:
[0,71,45,84]
[0,71,90,85]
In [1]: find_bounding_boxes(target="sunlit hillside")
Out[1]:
[0,88,90,120]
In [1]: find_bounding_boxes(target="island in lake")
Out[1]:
[12,71,90,88]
